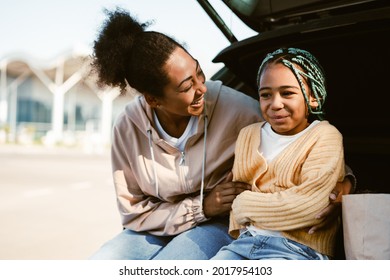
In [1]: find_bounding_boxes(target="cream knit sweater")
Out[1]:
[230,121,345,257]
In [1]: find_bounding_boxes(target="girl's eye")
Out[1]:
[260,92,271,99]
[281,91,295,97]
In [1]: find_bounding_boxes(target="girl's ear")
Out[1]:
[144,94,160,108]
[309,96,319,109]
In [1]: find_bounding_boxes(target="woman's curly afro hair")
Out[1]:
[91,7,186,97]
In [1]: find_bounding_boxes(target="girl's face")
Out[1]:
[156,47,207,118]
[258,62,315,135]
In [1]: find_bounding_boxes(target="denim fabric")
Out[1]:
[89,218,233,260]
[211,231,329,260]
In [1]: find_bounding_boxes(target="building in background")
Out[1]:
[0,50,135,152]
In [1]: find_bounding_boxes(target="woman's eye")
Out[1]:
[181,84,193,92]
[198,70,205,82]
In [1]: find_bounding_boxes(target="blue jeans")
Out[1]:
[211,231,329,260]
[89,218,233,260]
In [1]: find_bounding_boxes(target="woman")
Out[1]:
[89,8,353,260]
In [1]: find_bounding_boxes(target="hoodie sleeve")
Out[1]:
[111,123,209,236]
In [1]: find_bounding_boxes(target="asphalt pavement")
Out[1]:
[0,144,122,260]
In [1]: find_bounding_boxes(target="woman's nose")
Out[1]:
[195,79,207,93]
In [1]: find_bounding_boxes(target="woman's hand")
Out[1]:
[203,172,251,218]
[308,176,353,234]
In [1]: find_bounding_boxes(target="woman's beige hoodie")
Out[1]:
[111,80,261,236]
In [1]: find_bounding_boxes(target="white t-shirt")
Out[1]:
[154,112,198,152]
[260,121,320,162]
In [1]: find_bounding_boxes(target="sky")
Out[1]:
[0,0,257,78]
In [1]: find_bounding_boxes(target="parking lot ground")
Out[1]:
[0,144,121,260]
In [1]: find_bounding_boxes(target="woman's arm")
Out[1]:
[308,165,354,234]
[203,172,251,218]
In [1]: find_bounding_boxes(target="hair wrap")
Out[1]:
[257,48,327,120]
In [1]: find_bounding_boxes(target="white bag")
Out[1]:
[342,194,390,259]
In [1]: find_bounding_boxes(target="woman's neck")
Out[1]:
[154,109,191,138]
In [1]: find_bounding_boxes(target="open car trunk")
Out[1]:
[199,0,390,194]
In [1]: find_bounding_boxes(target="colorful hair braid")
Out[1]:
[257,48,327,120]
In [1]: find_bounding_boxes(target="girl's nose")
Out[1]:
[270,94,284,110]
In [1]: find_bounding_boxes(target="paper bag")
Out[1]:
[342,194,390,259]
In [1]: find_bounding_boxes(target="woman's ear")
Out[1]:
[144,94,160,108]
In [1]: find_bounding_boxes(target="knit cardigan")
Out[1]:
[230,121,345,257]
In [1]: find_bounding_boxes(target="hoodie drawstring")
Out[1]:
[199,114,208,209]
[147,129,159,198]
[147,114,208,210]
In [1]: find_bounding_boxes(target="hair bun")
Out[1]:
[92,8,150,92]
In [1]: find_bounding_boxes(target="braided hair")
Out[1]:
[257,48,327,120]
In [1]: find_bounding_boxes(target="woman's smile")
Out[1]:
[190,95,204,108]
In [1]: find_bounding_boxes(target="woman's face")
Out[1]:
[258,62,314,135]
[157,47,207,117]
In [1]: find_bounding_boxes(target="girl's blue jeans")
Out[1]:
[211,230,329,260]
[89,218,233,260]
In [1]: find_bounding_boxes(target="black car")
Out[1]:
[198,0,390,194]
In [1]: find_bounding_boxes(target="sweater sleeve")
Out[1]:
[231,123,345,232]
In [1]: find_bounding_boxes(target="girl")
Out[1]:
[212,48,345,260]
